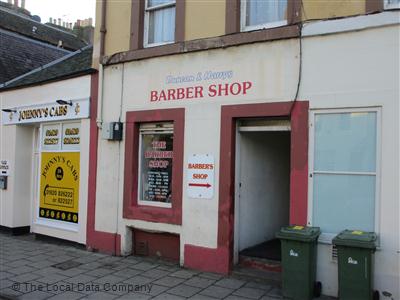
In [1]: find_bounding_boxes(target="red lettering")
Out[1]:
[193,174,208,179]
[186,87,194,99]
[168,89,176,100]
[243,81,252,94]
[150,91,158,101]
[159,90,166,101]
[230,82,241,95]
[208,85,217,97]
[218,83,229,96]
[177,88,185,99]
[149,160,169,168]
[195,86,204,98]
[188,163,214,170]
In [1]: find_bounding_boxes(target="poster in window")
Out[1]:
[39,152,80,224]
[41,124,61,151]
[140,133,173,203]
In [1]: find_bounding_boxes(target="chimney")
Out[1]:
[21,0,25,8]
[58,18,61,26]
[49,17,53,23]
[62,21,66,27]
[14,0,19,7]
[7,0,12,4]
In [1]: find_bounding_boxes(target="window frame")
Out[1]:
[35,121,81,232]
[137,123,174,208]
[307,107,382,243]
[143,0,176,48]
[123,108,184,225]
[384,0,400,9]
[240,0,288,32]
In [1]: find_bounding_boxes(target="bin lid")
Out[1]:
[276,225,320,242]
[332,230,377,249]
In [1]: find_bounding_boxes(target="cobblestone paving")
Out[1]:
[0,233,334,300]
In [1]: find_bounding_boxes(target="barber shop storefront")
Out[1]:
[88,17,399,297]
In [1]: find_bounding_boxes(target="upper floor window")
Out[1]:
[241,0,288,31]
[144,0,176,47]
[385,0,400,9]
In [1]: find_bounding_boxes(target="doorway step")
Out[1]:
[239,254,281,273]
[240,239,281,261]
[233,259,281,286]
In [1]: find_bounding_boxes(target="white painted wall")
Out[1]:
[95,39,300,262]
[95,13,399,298]
[300,23,400,298]
[237,131,290,251]
[0,75,91,244]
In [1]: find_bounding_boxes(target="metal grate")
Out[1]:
[52,260,82,270]
[331,245,338,262]
[135,240,148,256]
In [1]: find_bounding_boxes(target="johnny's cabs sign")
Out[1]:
[1,98,89,125]
[39,152,80,224]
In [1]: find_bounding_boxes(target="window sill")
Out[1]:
[384,5,400,9]
[138,200,172,208]
[144,40,175,48]
[241,20,288,32]
[102,24,300,66]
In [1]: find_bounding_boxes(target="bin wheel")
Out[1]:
[373,290,380,300]
[314,281,322,298]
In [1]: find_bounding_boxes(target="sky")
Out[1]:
[6,0,96,24]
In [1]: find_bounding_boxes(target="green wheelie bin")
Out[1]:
[332,230,378,300]
[276,225,321,300]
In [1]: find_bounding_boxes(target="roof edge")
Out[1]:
[0,45,93,89]
[0,68,96,92]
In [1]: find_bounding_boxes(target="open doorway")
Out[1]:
[234,119,290,266]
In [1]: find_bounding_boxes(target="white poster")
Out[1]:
[187,154,214,199]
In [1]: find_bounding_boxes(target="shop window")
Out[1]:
[138,123,174,208]
[41,122,80,151]
[123,109,184,225]
[310,109,379,235]
[385,0,400,9]
[144,0,176,47]
[241,0,288,31]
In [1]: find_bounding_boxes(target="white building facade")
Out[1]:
[0,74,93,245]
[90,11,400,298]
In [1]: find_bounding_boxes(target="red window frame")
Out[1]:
[123,108,184,225]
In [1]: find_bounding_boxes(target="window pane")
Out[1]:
[313,174,375,233]
[140,133,173,203]
[148,0,174,8]
[42,124,61,151]
[314,112,377,172]
[246,0,287,27]
[148,6,175,44]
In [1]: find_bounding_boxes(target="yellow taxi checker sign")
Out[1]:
[39,152,80,224]
[351,230,364,235]
[293,226,304,230]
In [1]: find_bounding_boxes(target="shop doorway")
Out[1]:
[234,119,290,266]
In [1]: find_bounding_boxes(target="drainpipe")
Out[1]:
[96,0,107,129]
[100,0,107,58]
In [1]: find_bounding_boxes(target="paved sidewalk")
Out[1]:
[0,232,332,300]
